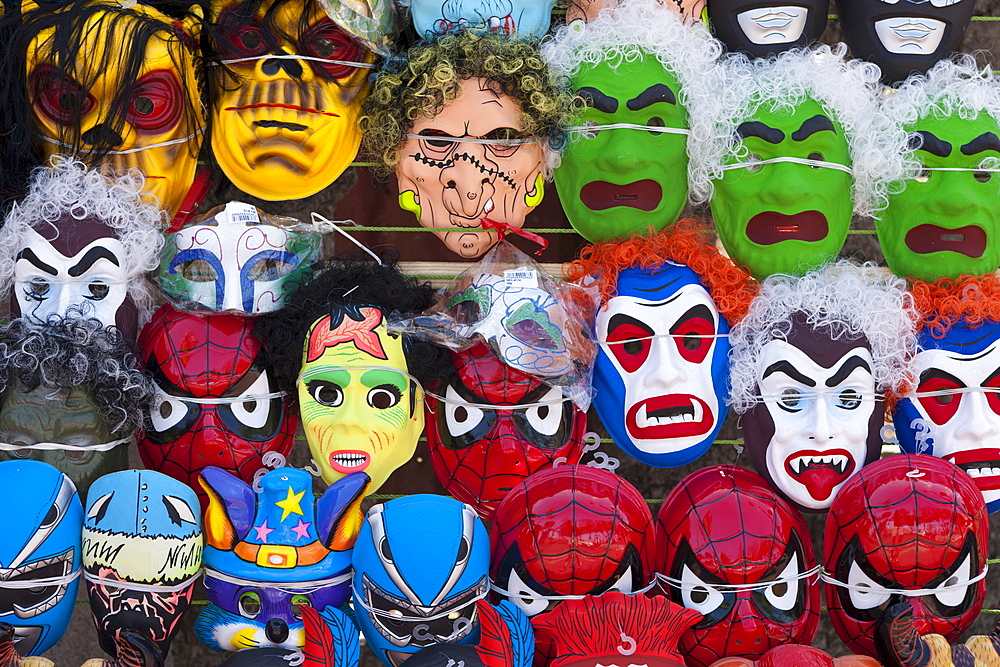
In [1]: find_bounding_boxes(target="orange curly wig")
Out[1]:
[565,220,759,323]
[910,274,1000,338]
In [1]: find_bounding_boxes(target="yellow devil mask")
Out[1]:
[207,0,377,201]
[22,0,206,221]
[298,306,424,492]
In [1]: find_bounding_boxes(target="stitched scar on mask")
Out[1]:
[408,152,518,189]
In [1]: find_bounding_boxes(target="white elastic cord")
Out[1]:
[426,391,570,410]
[297,365,425,397]
[83,570,201,594]
[404,134,539,147]
[819,562,988,597]
[597,333,729,345]
[0,568,81,589]
[720,155,853,174]
[568,123,689,136]
[0,438,129,452]
[154,391,286,405]
[919,167,1000,172]
[657,565,822,593]
[214,54,374,69]
[907,386,1000,400]
[489,578,658,602]
[16,278,129,286]
[204,568,352,593]
[751,389,883,402]
[39,127,204,156]
[355,588,488,622]
[311,212,382,266]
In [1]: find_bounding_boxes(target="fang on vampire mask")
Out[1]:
[0,460,83,657]
[707,0,828,58]
[822,454,988,658]
[137,303,297,509]
[197,466,368,653]
[656,466,820,667]
[689,45,893,278]
[399,0,556,40]
[490,465,656,666]
[0,317,152,501]
[0,157,163,344]
[255,256,446,493]
[12,0,205,220]
[159,202,322,314]
[82,470,202,661]
[728,262,917,512]
[566,224,758,468]
[835,0,973,84]
[542,3,722,242]
[363,33,572,258]
[206,0,388,201]
[425,341,588,522]
[894,276,1000,514]
[352,495,491,667]
[874,58,1000,282]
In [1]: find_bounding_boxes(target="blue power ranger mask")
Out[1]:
[0,460,82,656]
[895,317,1000,513]
[593,262,731,468]
[352,495,490,667]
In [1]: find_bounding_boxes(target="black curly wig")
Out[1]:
[254,252,448,397]
[0,316,154,436]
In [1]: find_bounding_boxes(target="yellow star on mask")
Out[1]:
[276,487,306,522]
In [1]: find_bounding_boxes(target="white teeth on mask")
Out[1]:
[332,453,367,468]
[966,467,1000,479]
[489,16,502,28]
[789,454,850,475]
[635,398,703,428]
[484,198,495,215]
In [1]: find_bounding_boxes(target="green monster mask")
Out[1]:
[877,111,1000,281]
[554,52,690,242]
[0,385,129,500]
[710,98,854,278]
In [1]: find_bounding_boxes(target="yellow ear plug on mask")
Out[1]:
[399,190,422,218]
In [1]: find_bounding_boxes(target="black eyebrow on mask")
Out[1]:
[14,248,57,276]
[913,130,952,158]
[68,247,120,277]
[735,121,784,144]
[918,368,964,387]
[791,114,836,142]
[761,360,816,387]
[826,355,872,387]
[626,83,677,111]
[577,87,618,114]
[961,132,1000,156]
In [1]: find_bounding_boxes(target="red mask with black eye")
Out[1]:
[823,453,988,658]
[655,466,820,667]
[490,465,656,667]
[425,342,588,521]
[137,303,297,510]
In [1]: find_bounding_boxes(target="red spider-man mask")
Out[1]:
[655,466,820,667]
[137,303,297,507]
[426,342,588,520]
[823,453,988,657]
[490,465,656,667]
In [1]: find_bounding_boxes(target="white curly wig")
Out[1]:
[874,55,1000,199]
[728,260,917,412]
[0,156,165,319]
[540,0,726,174]
[688,44,903,217]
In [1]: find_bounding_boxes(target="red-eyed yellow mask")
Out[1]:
[23,1,205,221]
[207,0,375,201]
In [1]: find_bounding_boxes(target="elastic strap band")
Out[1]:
[920,167,1000,172]
[751,389,884,402]
[819,562,988,596]
[83,570,201,594]
[657,565,822,593]
[0,438,129,452]
[908,386,1000,400]
[204,568,352,592]
[297,365,425,396]
[311,213,383,266]
[354,588,489,622]
[426,391,569,410]
[154,392,286,405]
[215,54,374,69]
[489,578,658,602]
[40,128,204,156]
[0,568,81,589]
[404,134,538,147]
[598,333,729,345]
[568,123,689,136]
[721,155,853,174]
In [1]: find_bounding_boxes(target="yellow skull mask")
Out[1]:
[23,1,205,221]
[208,0,374,201]
[298,306,424,492]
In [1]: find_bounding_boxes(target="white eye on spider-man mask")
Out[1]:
[158,202,321,314]
[446,272,572,378]
[593,262,731,469]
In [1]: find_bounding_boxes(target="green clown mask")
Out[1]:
[554,52,690,242]
[877,111,1000,281]
[298,306,425,492]
[710,98,854,278]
